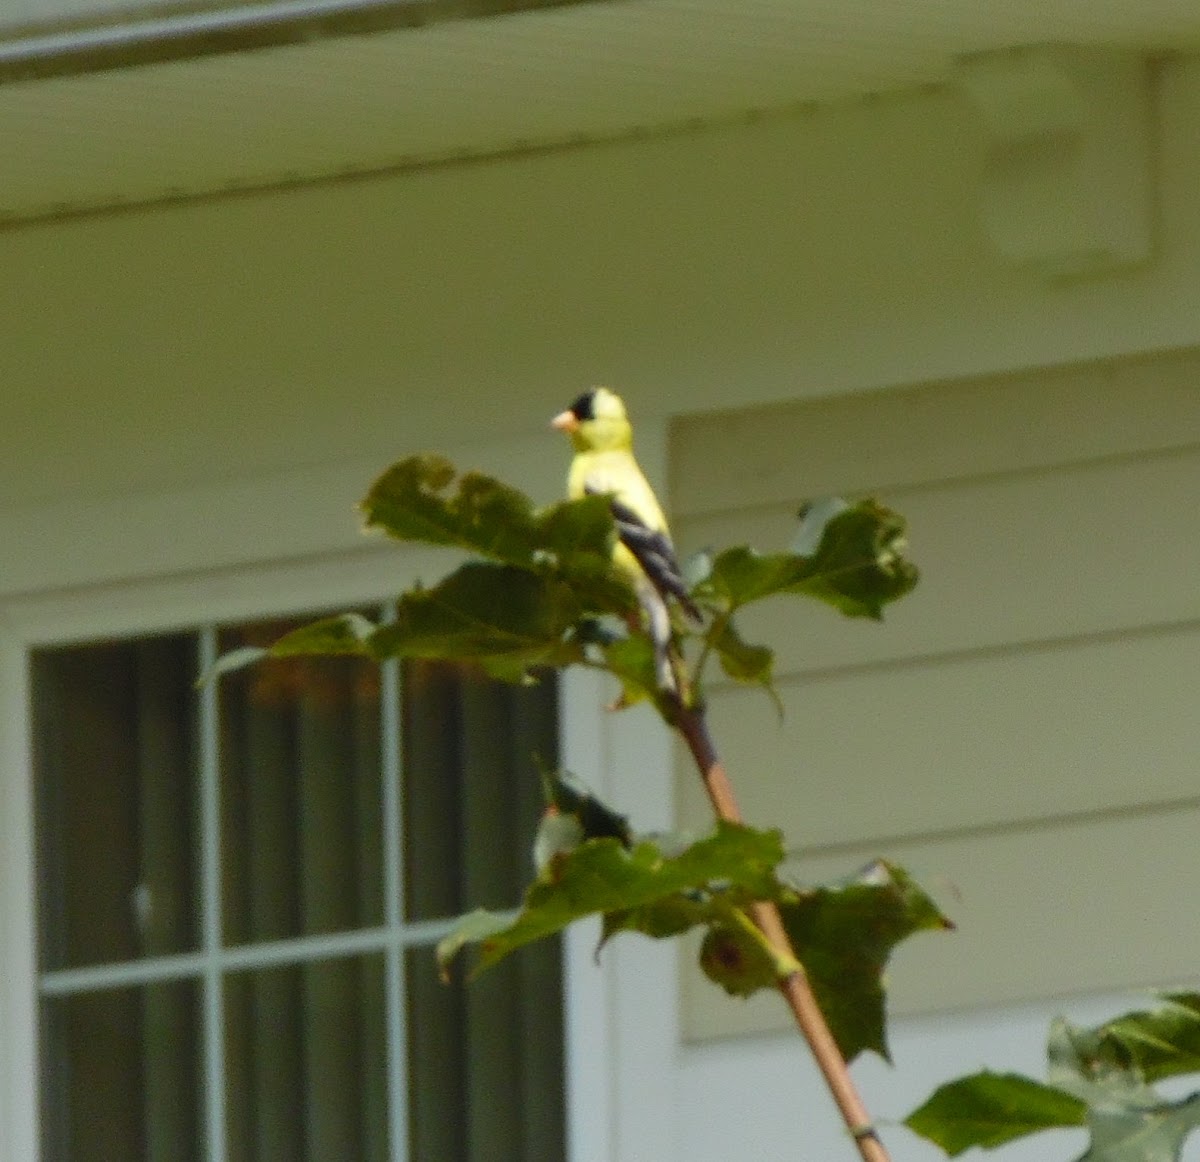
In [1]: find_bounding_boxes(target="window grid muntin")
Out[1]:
[377,607,409,1161]
[31,613,521,1162]
[37,916,501,996]
[198,625,227,1162]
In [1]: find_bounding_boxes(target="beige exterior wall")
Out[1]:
[673,350,1200,1039]
[3,45,1200,1162]
[3,55,1200,532]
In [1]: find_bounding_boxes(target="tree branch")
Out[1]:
[674,702,892,1162]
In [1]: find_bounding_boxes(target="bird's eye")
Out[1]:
[569,391,596,421]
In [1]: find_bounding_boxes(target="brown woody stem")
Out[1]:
[675,703,892,1162]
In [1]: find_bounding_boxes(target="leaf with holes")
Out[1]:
[695,499,917,620]
[709,616,780,712]
[907,995,1200,1161]
[778,860,953,1062]
[370,563,589,681]
[437,822,788,978]
[360,454,636,615]
[1096,994,1200,1084]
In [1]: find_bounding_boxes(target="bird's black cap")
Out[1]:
[568,391,596,421]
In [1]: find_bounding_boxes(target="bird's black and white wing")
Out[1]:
[603,495,701,621]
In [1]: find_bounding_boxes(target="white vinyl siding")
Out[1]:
[670,349,1200,1040]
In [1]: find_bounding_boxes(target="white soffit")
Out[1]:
[3,0,1200,223]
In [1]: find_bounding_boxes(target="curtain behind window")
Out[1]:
[33,630,565,1162]
[403,661,564,1161]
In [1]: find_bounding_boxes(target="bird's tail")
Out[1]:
[637,578,680,693]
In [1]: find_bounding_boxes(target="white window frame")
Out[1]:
[0,541,671,1162]
[0,422,681,1162]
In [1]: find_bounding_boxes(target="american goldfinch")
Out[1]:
[551,387,699,691]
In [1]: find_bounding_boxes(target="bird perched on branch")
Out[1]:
[551,387,700,692]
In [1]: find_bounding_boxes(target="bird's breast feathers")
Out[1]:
[570,449,669,534]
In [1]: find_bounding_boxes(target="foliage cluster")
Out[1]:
[214,453,1200,1162]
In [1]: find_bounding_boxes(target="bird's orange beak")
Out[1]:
[550,410,579,433]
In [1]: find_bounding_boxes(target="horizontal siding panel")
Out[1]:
[681,803,1200,1040]
[676,623,1200,848]
[672,355,1200,1038]
[675,446,1200,678]
[671,348,1200,517]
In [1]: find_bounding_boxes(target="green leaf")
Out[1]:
[908,998,1200,1162]
[905,1072,1087,1155]
[361,454,547,563]
[1048,1018,1161,1107]
[1079,1093,1200,1162]
[360,455,636,615]
[1048,1011,1200,1162]
[700,545,810,607]
[698,919,778,996]
[611,823,786,902]
[796,499,918,616]
[437,822,787,978]
[620,890,727,943]
[711,618,774,685]
[265,612,378,658]
[710,617,779,709]
[211,468,642,688]
[535,492,627,580]
[435,909,516,982]
[603,873,794,957]
[696,499,918,620]
[202,613,378,685]
[778,860,954,1061]
[439,826,949,1067]
[1098,994,1200,1084]
[609,854,952,1064]
[264,563,596,683]
[598,635,662,707]
[366,563,587,681]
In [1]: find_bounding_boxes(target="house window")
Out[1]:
[32,612,564,1162]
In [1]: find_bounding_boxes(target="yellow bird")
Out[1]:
[551,387,699,691]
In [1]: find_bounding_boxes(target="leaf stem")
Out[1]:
[689,607,729,690]
[674,702,891,1162]
[720,903,803,978]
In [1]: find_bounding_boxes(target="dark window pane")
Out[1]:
[224,956,387,1162]
[33,629,567,1162]
[403,662,557,922]
[33,636,199,970]
[40,979,201,1162]
[406,940,565,1162]
[218,619,385,945]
